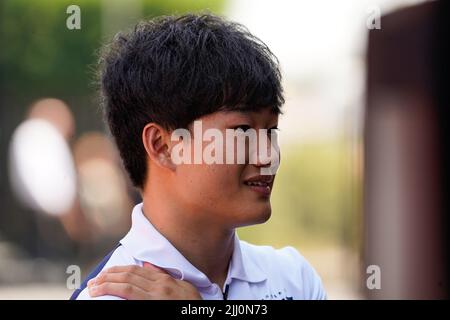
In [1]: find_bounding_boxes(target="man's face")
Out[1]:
[170,107,280,229]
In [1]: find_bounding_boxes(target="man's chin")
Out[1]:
[238,207,272,227]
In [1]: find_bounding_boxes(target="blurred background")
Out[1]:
[0,0,448,299]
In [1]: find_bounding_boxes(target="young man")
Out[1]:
[71,13,326,300]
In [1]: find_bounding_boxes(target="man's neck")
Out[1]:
[142,190,234,289]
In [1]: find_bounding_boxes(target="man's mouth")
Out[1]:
[243,175,274,196]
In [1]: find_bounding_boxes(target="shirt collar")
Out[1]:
[120,203,266,288]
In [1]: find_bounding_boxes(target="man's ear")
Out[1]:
[142,123,176,171]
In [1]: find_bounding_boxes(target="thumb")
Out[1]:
[143,262,167,274]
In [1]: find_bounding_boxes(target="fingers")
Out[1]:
[86,263,201,300]
[103,264,167,280]
[143,262,166,273]
[88,271,153,292]
[87,264,173,299]
[89,282,149,300]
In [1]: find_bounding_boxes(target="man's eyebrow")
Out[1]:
[221,110,252,121]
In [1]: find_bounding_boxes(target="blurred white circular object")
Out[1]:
[9,119,77,216]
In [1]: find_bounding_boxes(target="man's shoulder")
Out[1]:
[239,240,327,299]
[239,240,307,268]
[74,244,138,300]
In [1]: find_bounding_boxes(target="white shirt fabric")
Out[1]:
[76,203,327,300]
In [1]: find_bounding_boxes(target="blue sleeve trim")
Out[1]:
[69,244,122,300]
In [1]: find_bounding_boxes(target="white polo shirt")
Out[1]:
[75,203,326,300]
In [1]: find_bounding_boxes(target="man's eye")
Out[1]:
[233,125,252,132]
[268,126,279,134]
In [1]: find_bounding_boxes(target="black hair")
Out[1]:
[99,13,284,189]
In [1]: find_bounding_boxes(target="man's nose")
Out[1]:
[250,133,279,168]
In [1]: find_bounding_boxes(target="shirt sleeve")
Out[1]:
[282,246,327,300]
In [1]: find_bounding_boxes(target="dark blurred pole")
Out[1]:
[364,0,449,299]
